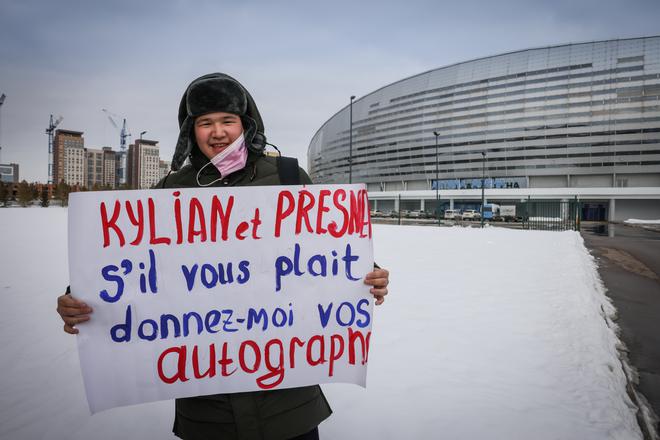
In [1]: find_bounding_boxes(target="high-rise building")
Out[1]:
[102,147,117,189]
[127,139,161,189]
[53,129,86,186]
[159,160,171,181]
[0,163,19,183]
[86,148,104,189]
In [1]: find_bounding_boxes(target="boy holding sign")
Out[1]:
[57,73,390,440]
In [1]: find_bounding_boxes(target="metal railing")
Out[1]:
[520,197,581,231]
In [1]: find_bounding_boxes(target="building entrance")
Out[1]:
[581,203,607,221]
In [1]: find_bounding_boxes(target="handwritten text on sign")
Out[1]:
[68,184,374,413]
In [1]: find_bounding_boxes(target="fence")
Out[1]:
[520,197,581,231]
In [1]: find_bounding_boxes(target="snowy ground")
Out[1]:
[0,208,642,440]
[625,218,660,225]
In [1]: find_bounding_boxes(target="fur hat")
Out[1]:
[171,73,266,170]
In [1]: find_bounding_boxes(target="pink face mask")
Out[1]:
[196,133,248,186]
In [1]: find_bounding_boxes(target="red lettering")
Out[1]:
[218,342,237,377]
[256,339,285,389]
[328,334,345,377]
[192,344,216,379]
[125,200,144,246]
[306,335,326,366]
[157,345,189,384]
[329,189,349,238]
[289,337,305,368]
[295,189,316,234]
[348,328,371,365]
[349,191,361,236]
[210,195,233,242]
[100,200,125,248]
[274,190,295,237]
[235,221,249,240]
[149,198,171,245]
[187,197,207,243]
[238,340,261,373]
[250,208,262,239]
[364,191,372,239]
[173,191,183,244]
[315,190,331,234]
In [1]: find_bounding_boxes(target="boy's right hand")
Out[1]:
[56,293,93,334]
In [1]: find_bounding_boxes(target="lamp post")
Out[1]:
[0,94,5,163]
[139,130,147,142]
[481,151,486,228]
[433,131,440,224]
[349,95,355,184]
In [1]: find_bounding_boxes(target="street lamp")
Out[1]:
[349,95,355,184]
[481,151,486,228]
[433,131,440,224]
[139,130,147,142]
[0,93,5,163]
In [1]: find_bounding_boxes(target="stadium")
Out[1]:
[307,36,660,222]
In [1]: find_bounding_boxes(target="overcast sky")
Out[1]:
[1,0,659,182]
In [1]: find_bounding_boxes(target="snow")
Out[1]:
[624,218,660,225]
[528,216,563,222]
[0,208,642,440]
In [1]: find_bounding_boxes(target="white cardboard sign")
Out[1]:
[68,184,374,413]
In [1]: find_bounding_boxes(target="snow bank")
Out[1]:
[0,209,642,440]
[624,218,660,225]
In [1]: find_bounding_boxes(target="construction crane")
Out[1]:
[102,109,132,185]
[45,114,64,184]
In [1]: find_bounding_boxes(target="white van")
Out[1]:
[444,209,460,219]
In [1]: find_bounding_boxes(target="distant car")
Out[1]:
[370,209,384,218]
[444,209,461,220]
[408,209,429,218]
[388,210,400,218]
[462,210,481,220]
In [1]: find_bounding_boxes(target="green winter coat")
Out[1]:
[157,152,332,440]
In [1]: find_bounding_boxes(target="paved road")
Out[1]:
[581,223,660,436]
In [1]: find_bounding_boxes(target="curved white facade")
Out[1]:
[308,36,660,200]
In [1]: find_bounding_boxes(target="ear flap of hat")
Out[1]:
[171,116,193,171]
[241,115,266,154]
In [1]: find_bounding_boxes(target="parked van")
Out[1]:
[444,209,460,219]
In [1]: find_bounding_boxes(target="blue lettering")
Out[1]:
[331,250,338,275]
[222,309,237,332]
[160,314,181,339]
[110,304,132,342]
[205,310,222,333]
[317,303,333,328]
[336,301,356,326]
[219,263,233,284]
[293,244,304,276]
[201,263,218,288]
[308,254,327,276]
[272,308,287,327]
[148,249,157,293]
[237,260,250,284]
[182,311,203,336]
[138,319,158,341]
[356,298,371,328]
[342,244,360,281]
[274,255,293,292]
[247,308,268,331]
[181,264,198,291]
[99,264,124,303]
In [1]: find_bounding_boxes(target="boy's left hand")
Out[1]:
[364,268,390,305]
